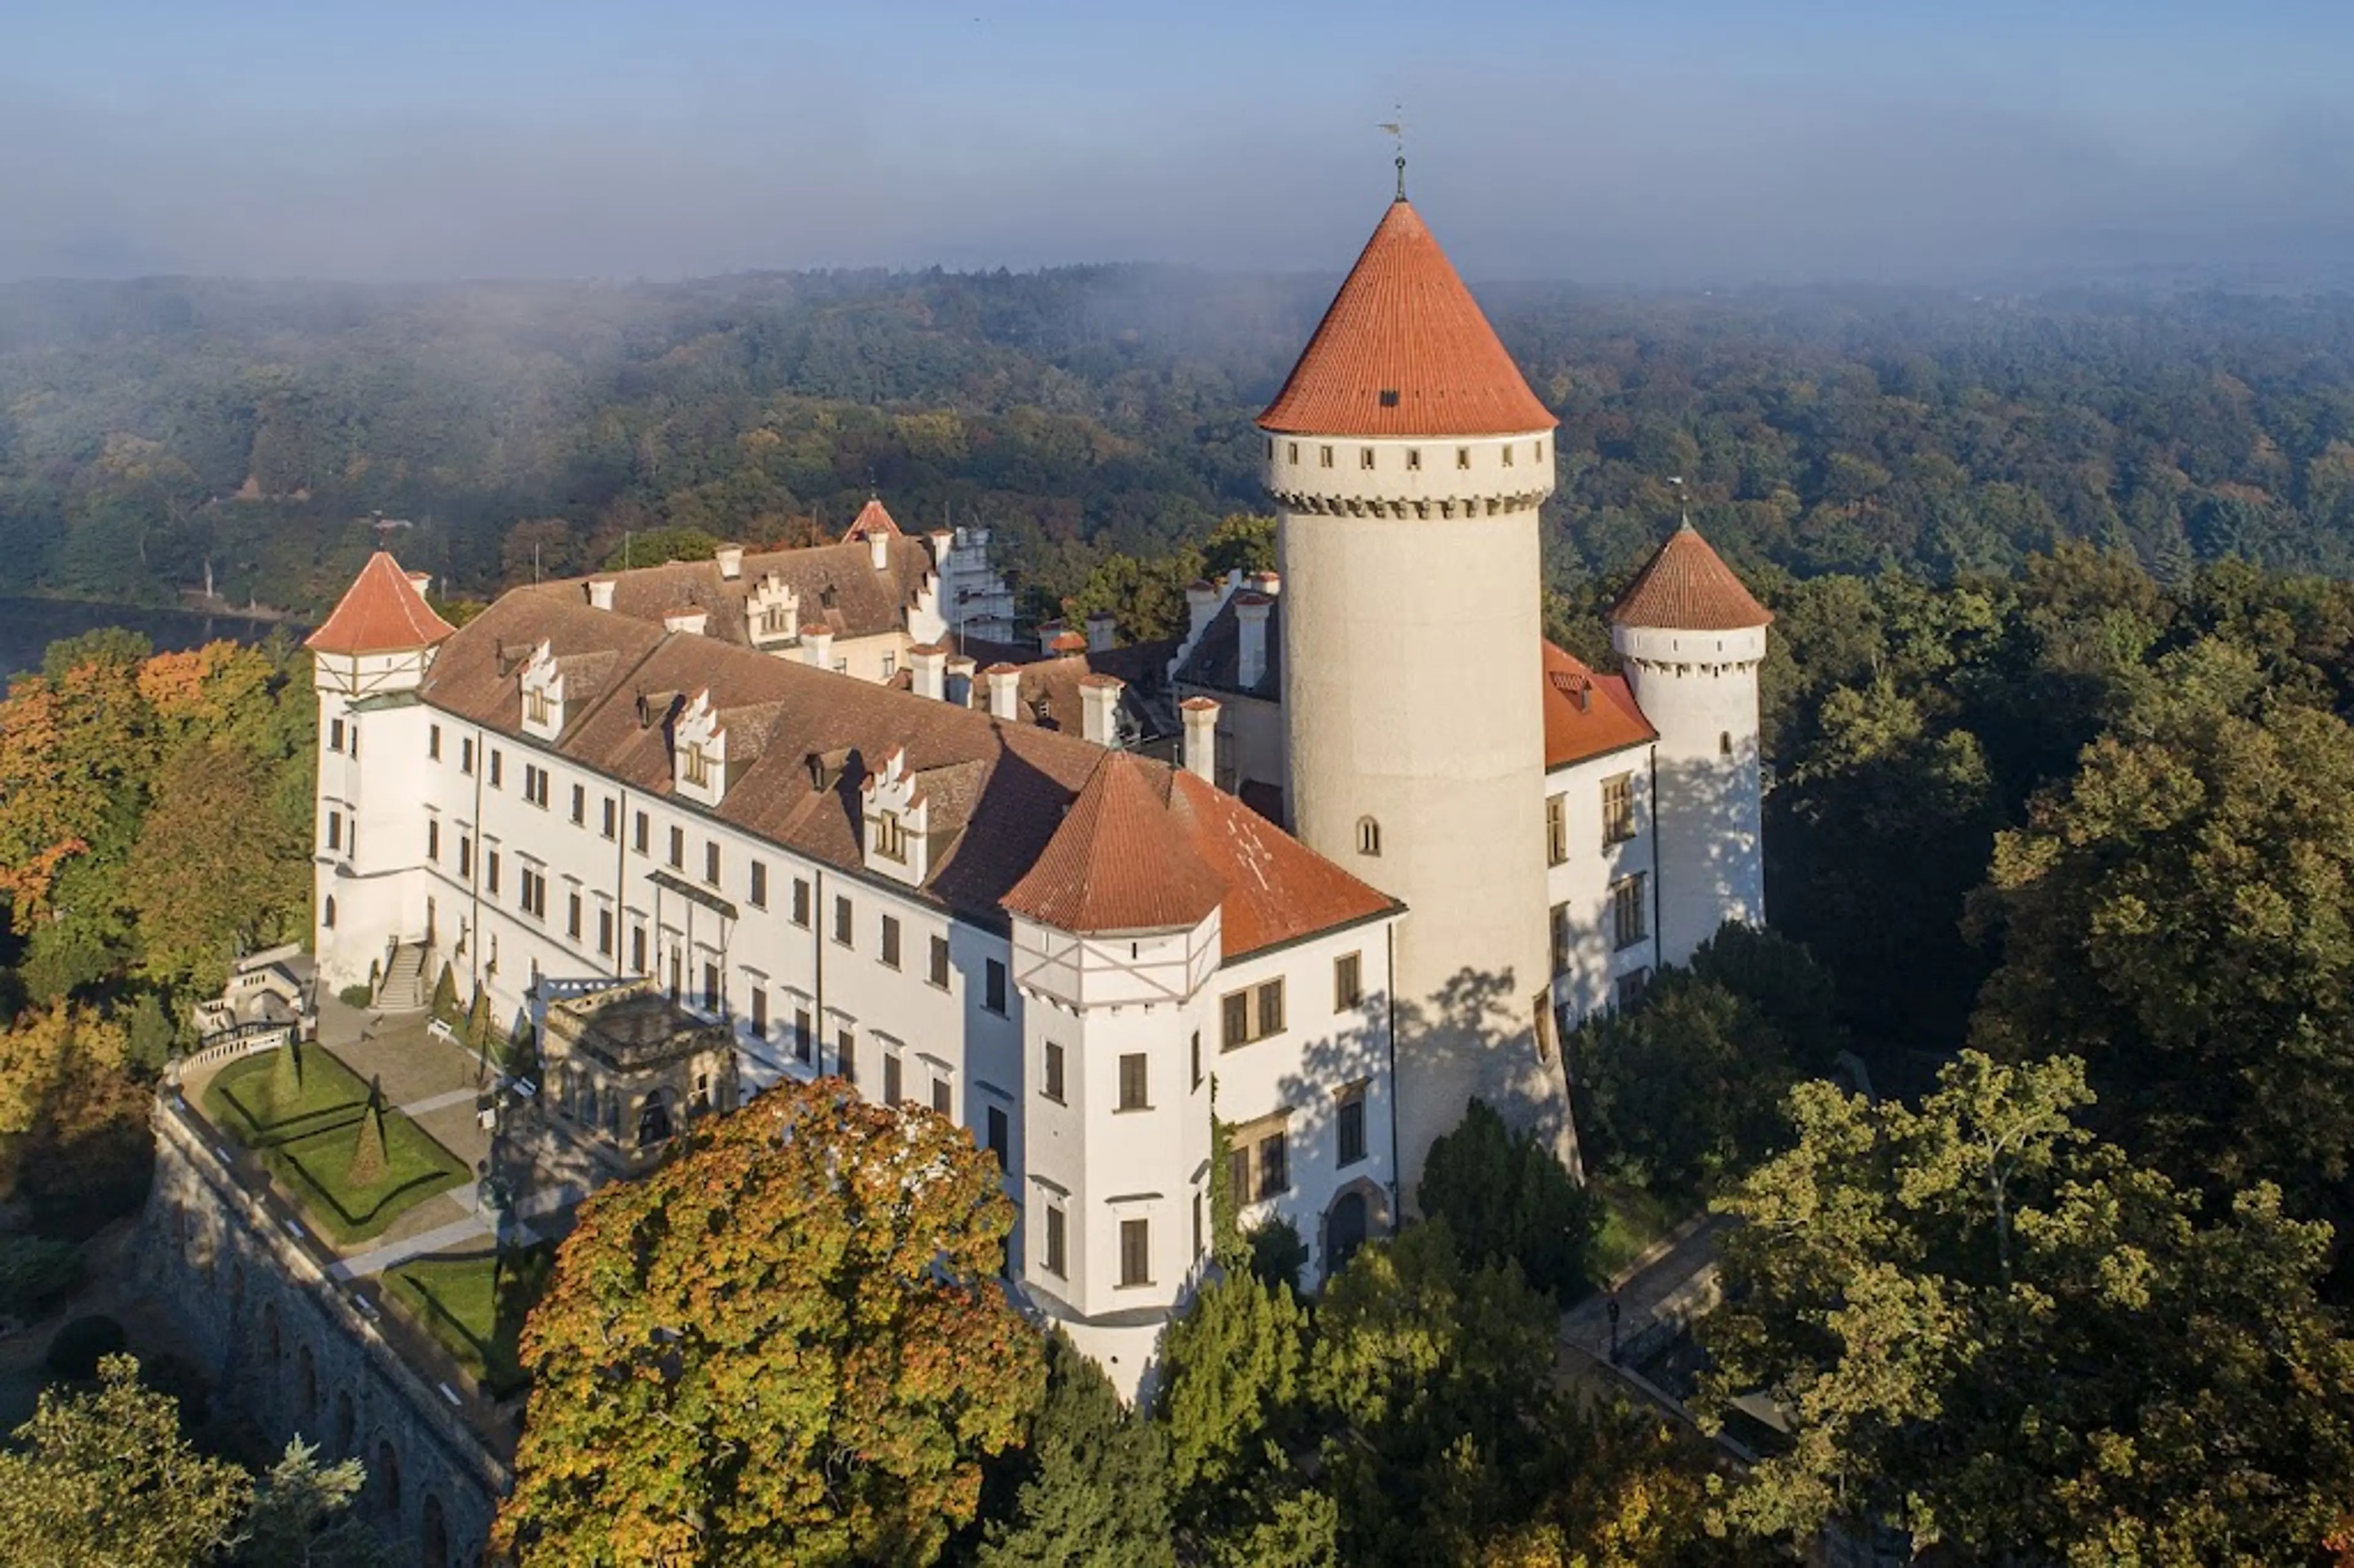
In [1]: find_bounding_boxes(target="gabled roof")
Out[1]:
[844,498,903,541]
[1610,524,1774,631]
[1257,199,1556,439]
[1542,643,1656,770]
[541,535,934,645]
[1002,753,1228,934]
[305,552,455,655]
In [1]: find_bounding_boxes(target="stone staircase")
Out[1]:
[374,942,430,1011]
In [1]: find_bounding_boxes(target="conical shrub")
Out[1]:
[346,1076,390,1189]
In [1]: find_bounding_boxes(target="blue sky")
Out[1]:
[6,1,2351,282]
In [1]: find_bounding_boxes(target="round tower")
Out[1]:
[1608,523,1772,968]
[1259,192,1568,1192]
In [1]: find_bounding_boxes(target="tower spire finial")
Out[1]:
[1668,474,1691,531]
[1377,108,1406,201]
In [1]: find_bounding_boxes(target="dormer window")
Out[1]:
[874,811,908,864]
[525,688,552,728]
[761,604,789,635]
[684,744,712,788]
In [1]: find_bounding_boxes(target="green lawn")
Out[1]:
[1591,1178,1689,1284]
[384,1246,552,1398]
[202,1047,468,1247]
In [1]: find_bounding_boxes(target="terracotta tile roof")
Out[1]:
[1257,199,1556,439]
[1610,523,1773,631]
[844,497,904,541]
[529,535,935,645]
[1002,753,1228,934]
[305,552,455,655]
[1542,642,1656,770]
[416,592,1388,953]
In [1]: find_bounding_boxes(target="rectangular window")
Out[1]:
[880,915,902,970]
[882,653,897,680]
[1221,977,1289,1047]
[929,935,951,989]
[791,878,811,927]
[1502,443,1515,466]
[1045,1206,1067,1278]
[1118,1053,1149,1111]
[522,763,538,804]
[458,835,473,878]
[487,850,502,897]
[1406,447,1422,471]
[1546,792,1568,866]
[461,736,475,775]
[1190,1030,1202,1090]
[1338,1093,1368,1166]
[683,744,710,788]
[1258,979,1285,1036]
[1221,991,1248,1050]
[428,723,441,761]
[570,783,585,824]
[837,1028,857,1084]
[1359,446,1375,469]
[884,1053,903,1105]
[833,896,852,947]
[1119,1219,1149,1287]
[329,717,345,753]
[1602,773,1636,845]
[1612,874,1648,950]
[1456,446,1472,469]
[986,1106,1009,1169]
[985,958,1008,1015]
[602,797,617,840]
[1617,969,1650,1010]
[704,840,720,886]
[668,824,684,870]
[567,891,582,939]
[1043,1042,1066,1103]
[426,818,440,861]
[489,750,503,788]
[1319,444,1333,468]
[750,986,768,1038]
[1552,902,1572,976]
[634,810,649,854]
[749,861,768,909]
[873,810,908,862]
[1334,951,1363,1010]
[326,811,342,851]
[631,925,647,975]
[1228,1144,1251,1206]
[1194,1192,1205,1259]
[598,908,614,957]
[794,1008,814,1064]
[931,1077,951,1116]
[1257,1131,1289,1200]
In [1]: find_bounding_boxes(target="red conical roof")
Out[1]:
[1257,199,1555,439]
[844,497,902,541]
[305,553,456,655]
[1002,752,1227,934]
[1610,525,1773,631]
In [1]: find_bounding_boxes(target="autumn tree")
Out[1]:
[128,736,310,992]
[0,1002,151,1229]
[493,1078,1043,1566]
[0,1354,251,1568]
[1701,1051,2354,1560]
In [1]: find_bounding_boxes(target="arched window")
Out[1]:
[322,896,337,929]
[421,1494,449,1568]
[334,1392,356,1456]
[1356,816,1381,857]
[297,1344,318,1417]
[1719,730,1733,757]
[377,1441,402,1517]
[638,1093,674,1148]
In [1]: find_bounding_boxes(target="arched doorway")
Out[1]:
[1325,1189,1370,1280]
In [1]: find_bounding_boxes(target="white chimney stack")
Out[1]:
[1080,673,1124,747]
[984,663,1022,721]
[406,571,434,599]
[868,531,890,571]
[910,643,947,701]
[1186,579,1220,641]
[804,626,834,670]
[1037,620,1066,655]
[928,530,954,576]
[1181,696,1220,783]
[1250,569,1281,596]
[1236,593,1273,690]
[715,544,744,580]
[587,579,616,611]
[946,655,978,708]
[1086,609,1116,653]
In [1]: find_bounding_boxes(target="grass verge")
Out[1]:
[1591,1178,1689,1284]
[384,1245,554,1398]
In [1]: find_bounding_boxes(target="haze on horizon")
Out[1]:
[7,0,2352,289]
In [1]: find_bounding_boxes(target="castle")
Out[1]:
[300,190,1769,1394]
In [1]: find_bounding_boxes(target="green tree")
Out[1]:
[345,1079,388,1189]
[1701,1052,2354,1560]
[495,1078,1043,1566]
[1417,1098,1595,1301]
[1156,1269,1325,1567]
[0,1354,251,1568]
[234,1438,389,1568]
[1242,1216,1309,1295]
[977,1333,1175,1568]
[128,737,310,992]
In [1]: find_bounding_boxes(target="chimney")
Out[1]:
[1079,673,1124,747]
[868,531,889,571]
[928,530,954,575]
[804,626,834,670]
[945,655,978,708]
[664,608,708,636]
[587,579,616,611]
[406,571,434,599]
[1249,569,1281,596]
[1185,579,1220,641]
[1235,593,1272,690]
[1037,619,1066,655]
[984,664,1023,721]
[910,643,947,701]
[715,544,744,580]
[1085,609,1116,653]
[1181,696,1220,783]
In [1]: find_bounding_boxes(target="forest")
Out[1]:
[7,268,2354,625]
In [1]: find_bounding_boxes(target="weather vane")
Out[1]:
[1377,108,1406,200]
